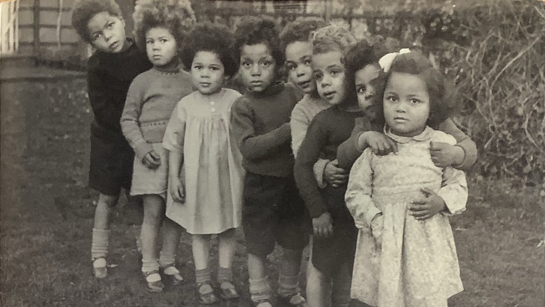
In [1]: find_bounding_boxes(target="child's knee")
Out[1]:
[98,193,119,208]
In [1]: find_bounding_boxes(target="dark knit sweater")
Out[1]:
[294,105,365,218]
[230,82,303,177]
[87,39,152,133]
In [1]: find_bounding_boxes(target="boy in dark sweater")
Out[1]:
[230,17,307,307]
[71,0,152,279]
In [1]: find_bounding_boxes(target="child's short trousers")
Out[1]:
[242,172,310,256]
[312,185,358,277]
[130,143,168,200]
[89,121,134,196]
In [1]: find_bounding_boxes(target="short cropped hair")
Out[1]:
[71,0,122,43]
[180,22,238,78]
[311,23,357,57]
[133,0,195,53]
[374,51,459,127]
[279,17,326,52]
[233,16,284,67]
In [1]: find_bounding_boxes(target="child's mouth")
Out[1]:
[298,80,311,89]
[200,82,211,87]
[109,41,119,50]
[323,91,336,100]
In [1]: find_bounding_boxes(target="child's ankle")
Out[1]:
[249,277,271,303]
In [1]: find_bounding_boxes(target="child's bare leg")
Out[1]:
[248,253,272,307]
[217,228,239,299]
[91,193,119,278]
[140,194,165,292]
[331,261,352,307]
[159,217,183,284]
[278,247,306,305]
[125,193,143,253]
[306,258,331,307]
[193,234,219,304]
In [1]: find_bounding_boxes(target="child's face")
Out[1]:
[191,51,226,95]
[383,72,430,137]
[87,12,127,53]
[239,43,277,93]
[146,27,178,71]
[285,41,315,94]
[355,64,381,112]
[312,51,346,106]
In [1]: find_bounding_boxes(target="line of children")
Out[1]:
[73,0,476,304]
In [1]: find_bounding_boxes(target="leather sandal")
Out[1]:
[92,258,108,279]
[219,281,239,300]
[161,266,184,285]
[143,270,164,293]
[197,282,219,305]
[278,293,308,307]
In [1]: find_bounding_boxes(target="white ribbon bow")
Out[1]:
[378,48,411,73]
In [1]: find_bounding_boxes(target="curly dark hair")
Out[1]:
[233,16,284,68]
[71,0,122,43]
[133,0,195,53]
[180,22,238,78]
[344,40,379,102]
[311,23,357,57]
[279,17,326,53]
[373,51,459,128]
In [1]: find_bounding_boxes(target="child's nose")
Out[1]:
[296,66,305,77]
[250,65,261,76]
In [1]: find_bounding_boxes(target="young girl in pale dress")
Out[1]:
[162,23,244,305]
[345,51,468,307]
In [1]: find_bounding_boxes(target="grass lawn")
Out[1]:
[1,77,544,307]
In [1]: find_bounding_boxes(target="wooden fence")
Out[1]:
[0,0,20,55]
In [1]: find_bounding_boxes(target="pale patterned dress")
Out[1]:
[345,126,467,307]
[163,88,244,235]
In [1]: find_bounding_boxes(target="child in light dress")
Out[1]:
[345,50,468,307]
[162,22,244,305]
[120,0,195,292]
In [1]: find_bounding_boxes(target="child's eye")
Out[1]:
[410,98,421,104]
[356,85,366,93]
[160,39,167,43]
[286,64,296,71]
[304,59,312,66]
[146,39,153,44]
[262,61,271,67]
[92,33,102,41]
[106,22,114,29]
[242,62,251,68]
[193,65,202,70]
[210,66,219,71]
[386,95,397,102]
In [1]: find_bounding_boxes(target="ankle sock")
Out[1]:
[278,273,301,297]
[217,267,233,283]
[141,258,160,275]
[195,268,212,285]
[91,228,110,260]
[249,277,271,302]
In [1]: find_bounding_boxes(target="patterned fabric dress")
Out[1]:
[345,126,467,307]
[163,88,244,235]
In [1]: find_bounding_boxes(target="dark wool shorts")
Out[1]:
[312,185,358,277]
[242,172,310,257]
[88,121,134,196]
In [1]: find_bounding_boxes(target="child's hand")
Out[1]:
[410,187,447,220]
[430,141,464,168]
[359,131,397,155]
[324,159,348,188]
[142,150,161,169]
[170,177,185,203]
[312,212,333,238]
[370,213,384,248]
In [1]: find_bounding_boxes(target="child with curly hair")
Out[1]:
[293,24,362,307]
[120,0,195,292]
[71,0,152,279]
[230,16,308,307]
[162,22,243,304]
[345,50,468,307]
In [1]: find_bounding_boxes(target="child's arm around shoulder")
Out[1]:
[120,71,152,160]
[345,148,382,228]
[435,117,478,171]
[433,131,468,216]
[230,96,291,160]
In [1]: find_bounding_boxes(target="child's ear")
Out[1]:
[224,75,231,81]
[118,15,125,27]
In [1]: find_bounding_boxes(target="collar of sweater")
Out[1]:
[384,125,433,143]
[246,81,285,99]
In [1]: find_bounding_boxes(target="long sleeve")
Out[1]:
[294,118,330,218]
[87,67,125,132]
[163,100,187,153]
[345,149,382,229]
[438,165,468,216]
[121,77,152,160]
[436,118,478,171]
[230,98,291,160]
